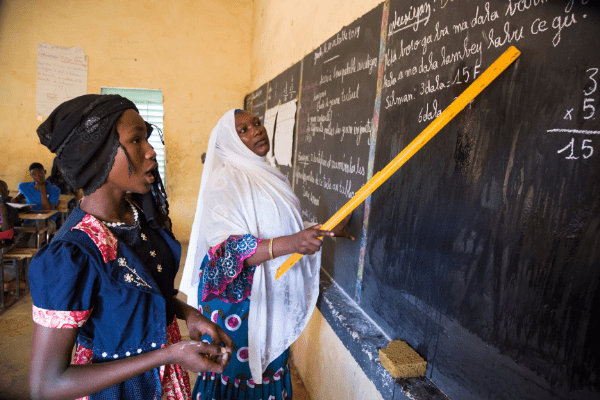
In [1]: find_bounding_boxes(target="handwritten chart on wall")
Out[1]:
[361,0,600,397]
[36,42,88,117]
[295,4,383,295]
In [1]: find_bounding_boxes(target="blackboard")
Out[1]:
[250,83,267,128]
[361,0,600,399]
[294,4,383,296]
[245,1,600,398]
[243,93,251,113]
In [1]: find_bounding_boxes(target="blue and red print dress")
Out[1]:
[193,235,293,400]
[29,206,192,400]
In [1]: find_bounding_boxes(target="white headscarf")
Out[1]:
[180,109,320,382]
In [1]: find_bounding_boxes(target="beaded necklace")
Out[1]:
[102,200,139,228]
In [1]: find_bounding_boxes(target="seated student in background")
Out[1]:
[1,179,19,241]
[13,162,61,246]
[14,162,61,212]
[1,180,19,286]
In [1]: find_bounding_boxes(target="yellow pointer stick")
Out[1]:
[276,46,521,280]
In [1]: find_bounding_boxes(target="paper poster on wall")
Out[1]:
[36,42,88,117]
[264,106,279,162]
[273,99,296,167]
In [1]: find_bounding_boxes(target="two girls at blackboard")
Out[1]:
[180,109,353,399]
[28,94,234,400]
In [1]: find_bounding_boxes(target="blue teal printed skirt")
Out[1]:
[193,256,293,400]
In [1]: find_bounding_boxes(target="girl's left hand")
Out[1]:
[186,310,234,354]
[168,340,231,373]
[330,213,355,240]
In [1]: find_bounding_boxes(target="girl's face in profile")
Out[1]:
[234,111,270,157]
[107,109,158,194]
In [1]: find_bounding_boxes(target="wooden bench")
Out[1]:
[1,248,38,309]
[13,226,49,248]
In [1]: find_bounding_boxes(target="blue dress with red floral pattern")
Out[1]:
[192,234,293,400]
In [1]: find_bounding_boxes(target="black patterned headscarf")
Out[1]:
[37,94,138,195]
[37,94,173,233]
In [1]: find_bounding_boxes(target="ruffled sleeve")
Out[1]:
[201,234,260,303]
[29,241,97,328]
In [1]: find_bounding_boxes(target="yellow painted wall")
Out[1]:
[0,0,253,239]
[249,1,385,399]
[292,308,385,400]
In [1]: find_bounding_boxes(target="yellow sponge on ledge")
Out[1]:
[379,340,427,378]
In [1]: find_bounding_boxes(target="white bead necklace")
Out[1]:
[103,200,139,228]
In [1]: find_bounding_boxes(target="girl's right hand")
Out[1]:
[168,340,230,373]
[289,224,333,255]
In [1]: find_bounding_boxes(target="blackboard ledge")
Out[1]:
[316,269,450,400]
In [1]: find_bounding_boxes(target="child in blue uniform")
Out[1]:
[28,94,234,400]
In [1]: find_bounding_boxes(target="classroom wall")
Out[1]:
[292,308,385,400]
[0,0,253,239]
[248,0,387,398]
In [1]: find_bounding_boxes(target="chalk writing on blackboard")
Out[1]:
[583,67,597,119]
[313,26,362,65]
[556,138,594,159]
[295,4,382,256]
[269,77,297,103]
[548,65,598,160]
[381,0,593,127]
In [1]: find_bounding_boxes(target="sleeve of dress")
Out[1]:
[29,241,97,328]
[201,234,261,303]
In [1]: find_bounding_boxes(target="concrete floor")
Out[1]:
[0,243,311,400]
[0,294,32,400]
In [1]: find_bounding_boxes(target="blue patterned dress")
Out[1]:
[192,234,293,400]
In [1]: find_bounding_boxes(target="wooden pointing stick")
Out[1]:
[276,45,521,280]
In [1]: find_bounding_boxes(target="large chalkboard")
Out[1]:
[295,4,383,296]
[361,0,600,399]
[245,1,600,398]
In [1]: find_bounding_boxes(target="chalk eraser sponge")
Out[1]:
[379,340,427,378]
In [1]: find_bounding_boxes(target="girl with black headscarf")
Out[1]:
[28,94,234,400]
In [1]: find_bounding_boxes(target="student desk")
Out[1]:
[57,194,75,225]
[16,210,58,248]
[1,245,37,309]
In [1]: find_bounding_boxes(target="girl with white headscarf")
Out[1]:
[180,109,352,399]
